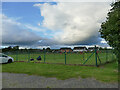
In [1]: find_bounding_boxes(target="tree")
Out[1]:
[13,46,19,50]
[8,46,12,50]
[99,1,120,62]
[43,48,45,51]
[46,47,51,52]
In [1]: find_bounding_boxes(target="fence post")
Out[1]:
[16,50,18,61]
[28,49,30,62]
[106,49,108,62]
[53,51,55,61]
[65,50,66,64]
[83,51,84,60]
[112,49,114,61]
[95,45,98,67]
[44,50,46,63]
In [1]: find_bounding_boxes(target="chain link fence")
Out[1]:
[3,46,116,67]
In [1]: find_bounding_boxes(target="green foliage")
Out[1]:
[2,46,19,52]
[12,46,19,50]
[99,1,120,62]
[46,47,51,52]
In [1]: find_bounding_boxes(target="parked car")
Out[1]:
[0,53,14,63]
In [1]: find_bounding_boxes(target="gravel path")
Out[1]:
[2,73,118,88]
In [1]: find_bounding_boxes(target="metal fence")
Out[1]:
[3,46,116,67]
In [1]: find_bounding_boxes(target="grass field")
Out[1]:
[2,61,118,83]
[6,50,116,66]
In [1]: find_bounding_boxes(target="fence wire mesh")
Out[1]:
[3,46,116,66]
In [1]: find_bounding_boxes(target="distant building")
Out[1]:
[73,47,87,52]
[52,49,60,53]
[88,47,99,52]
[60,47,72,53]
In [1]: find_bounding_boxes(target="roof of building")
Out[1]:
[60,47,72,50]
[73,47,87,49]
[88,47,99,49]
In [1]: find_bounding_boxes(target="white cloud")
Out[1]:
[25,24,45,32]
[101,38,107,44]
[34,2,111,45]
[1,14,42,45]
[36,45,50,49]
[2,0,115,2]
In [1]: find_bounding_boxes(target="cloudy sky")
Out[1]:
[0,1,113,49]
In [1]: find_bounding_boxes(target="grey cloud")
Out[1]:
[1,14,42,46]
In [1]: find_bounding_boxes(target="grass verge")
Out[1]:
[2,61,118,83]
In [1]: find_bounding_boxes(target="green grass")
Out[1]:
[6,51,116,65]
[2,61,118,83]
